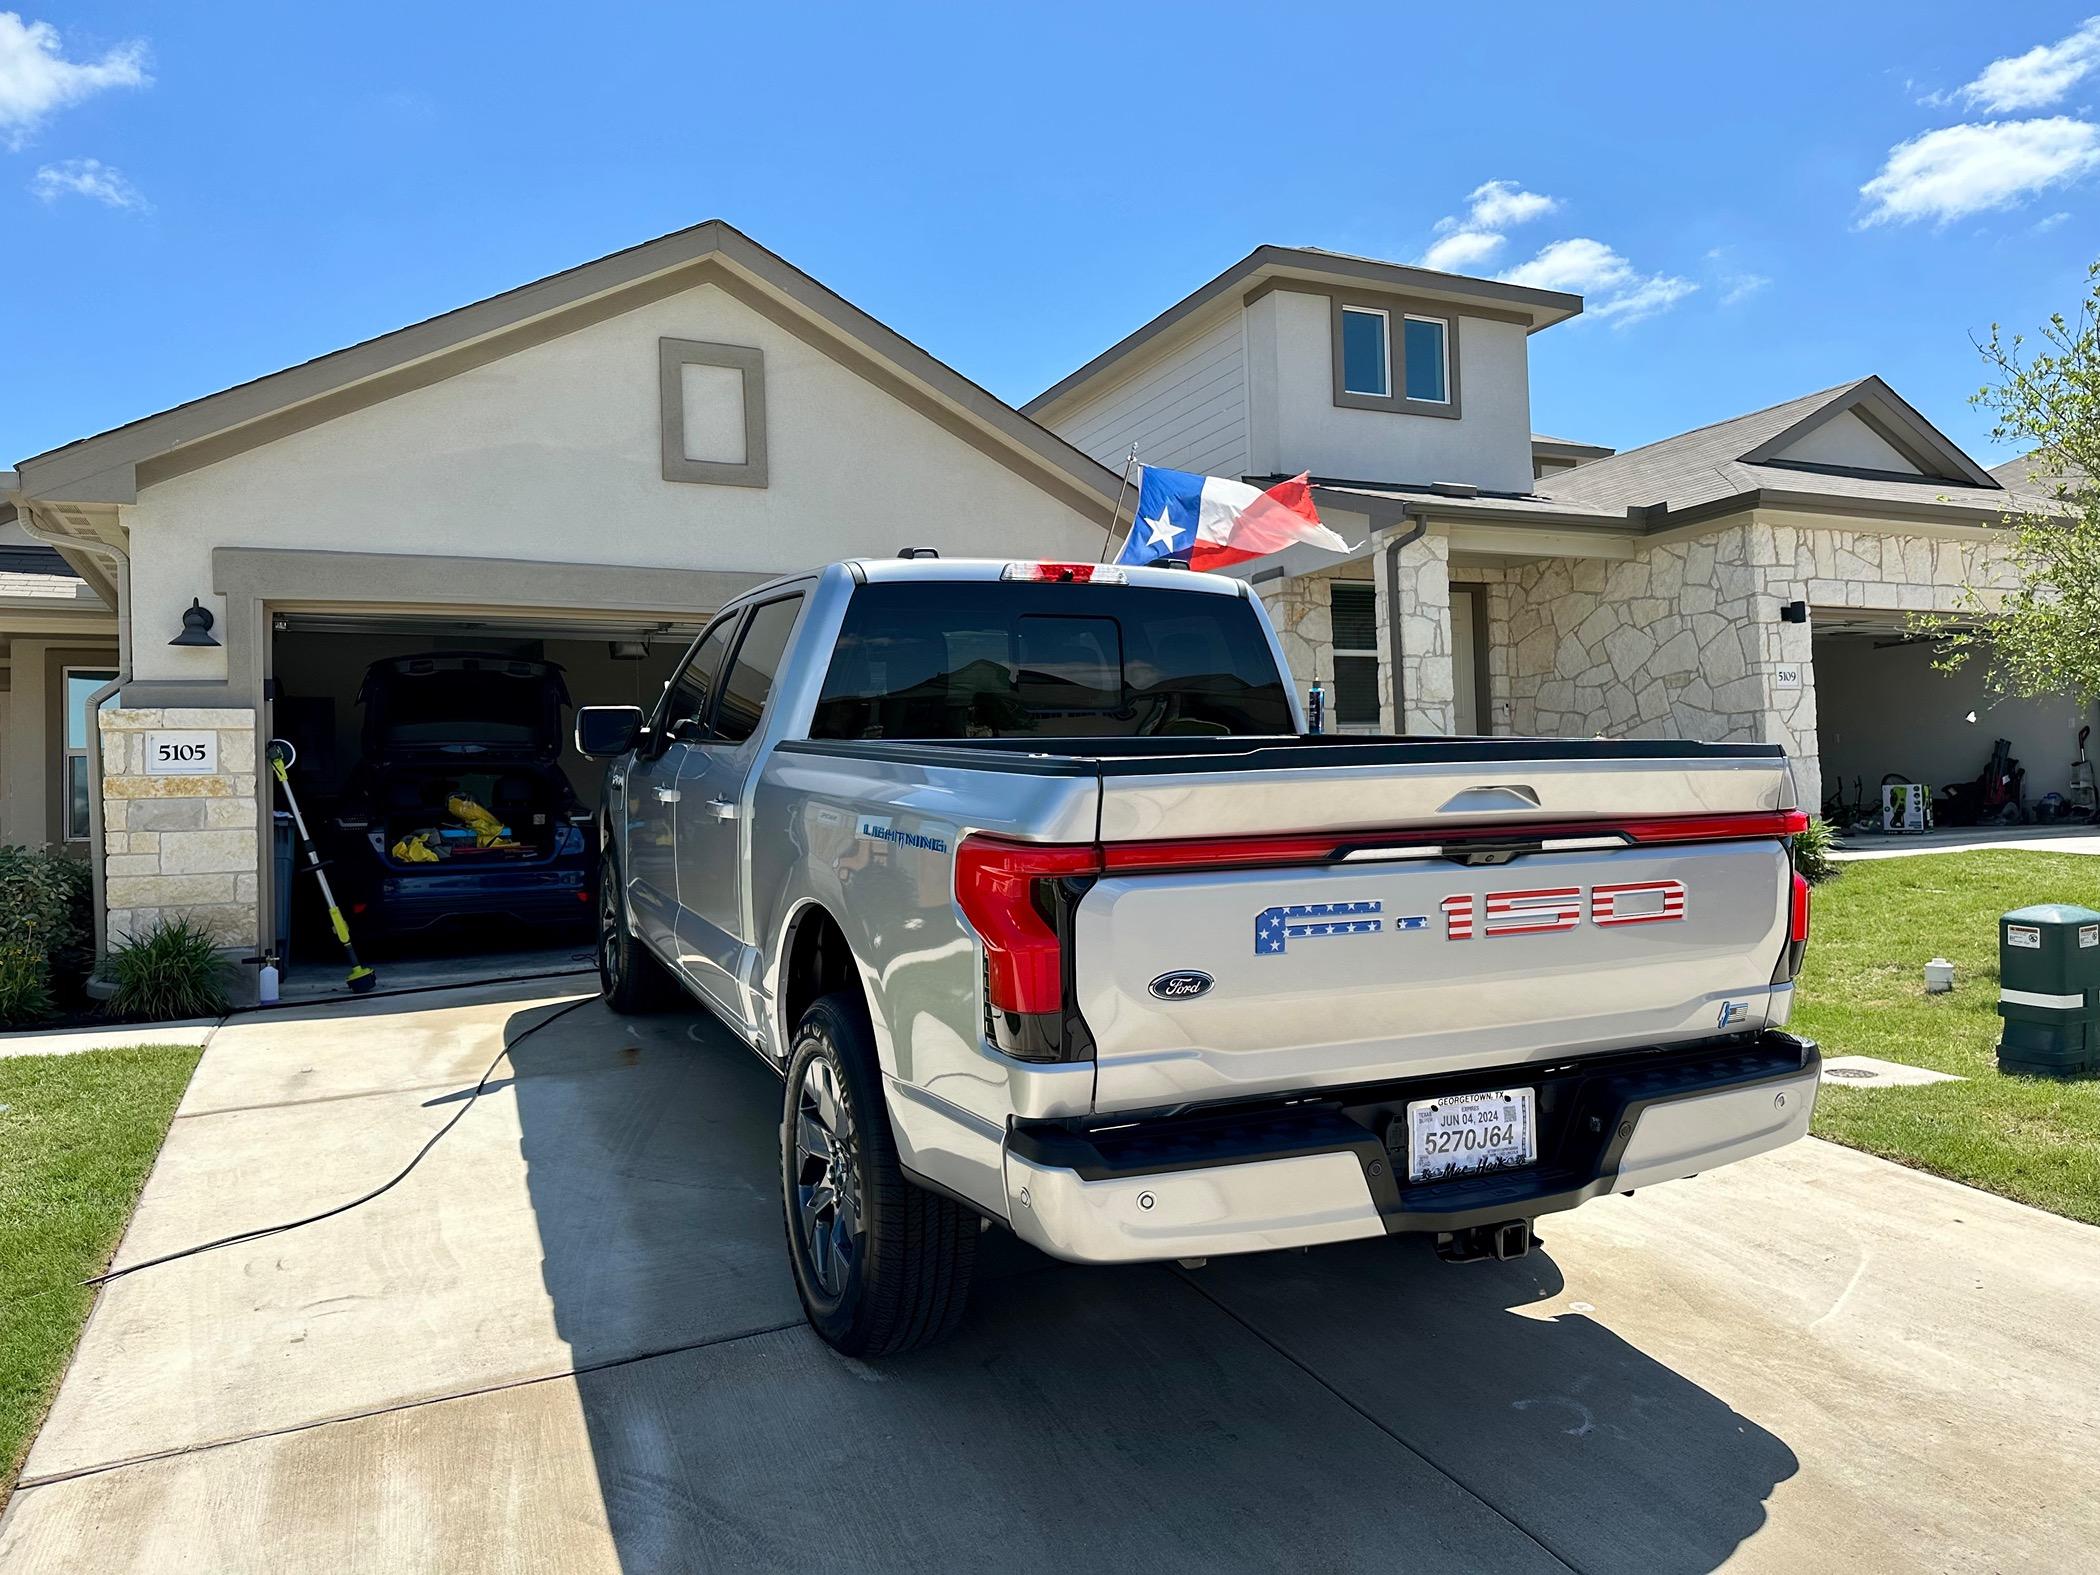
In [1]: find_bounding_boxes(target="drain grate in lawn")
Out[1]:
[1793,850,2100,1226]
[0,1043,202,1495]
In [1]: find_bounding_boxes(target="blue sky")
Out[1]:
[5,2,2099,470]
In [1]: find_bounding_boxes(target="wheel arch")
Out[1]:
[776,900,875,1065]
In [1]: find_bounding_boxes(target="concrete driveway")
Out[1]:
[2,982,2095,1573]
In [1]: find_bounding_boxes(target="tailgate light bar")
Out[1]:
[956,808,1809,1049]
[1000,561,1127,584]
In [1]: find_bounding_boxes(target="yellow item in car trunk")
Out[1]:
[392,831,440,863]
[447,793,521,848]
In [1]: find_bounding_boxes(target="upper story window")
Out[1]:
[1329,294,1459,420]
[1339,306,1390,398]
[1403,315,1448,404]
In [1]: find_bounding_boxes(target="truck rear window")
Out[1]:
[810,581,1295,740]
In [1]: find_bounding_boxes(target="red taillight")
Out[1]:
[954,836,1101,1014]
[1790,871,1811,943]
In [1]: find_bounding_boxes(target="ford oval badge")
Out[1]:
[1148,970,1214,1001]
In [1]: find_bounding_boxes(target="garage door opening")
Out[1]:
[268,610,696,997]
[1813,608,2098,829]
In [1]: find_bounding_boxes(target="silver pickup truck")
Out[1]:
[577,556,1818,1356]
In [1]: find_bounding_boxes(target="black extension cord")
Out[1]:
[84,994,596,1289]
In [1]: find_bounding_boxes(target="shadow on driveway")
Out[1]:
[502,998,1796,1574]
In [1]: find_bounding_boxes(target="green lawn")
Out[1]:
[0,1044,201,1493]
[1795,850,2100,1225]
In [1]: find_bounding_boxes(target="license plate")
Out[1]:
[1406,1087,1537,1183]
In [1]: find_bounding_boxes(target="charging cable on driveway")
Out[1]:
[84,995,596,1289]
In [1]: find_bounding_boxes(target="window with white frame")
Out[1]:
[1403,315,1449,404]
[1329,582,1380,729]
[1338,306,1390,398]
[64,667,117,841]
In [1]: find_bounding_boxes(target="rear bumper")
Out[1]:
[1001,1032,1818,1265]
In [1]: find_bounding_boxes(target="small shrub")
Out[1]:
[1793,815,1839,886]
[105,917,232,1022]
[0,941,56,1028]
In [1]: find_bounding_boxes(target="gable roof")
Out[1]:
[1023,244,1583,417]
[1536,376,2035,527]
[12,221,1124,523]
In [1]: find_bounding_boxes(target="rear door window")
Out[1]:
[712,595,804,745]
[811,582,1293,740]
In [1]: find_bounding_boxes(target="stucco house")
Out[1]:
[2,221,1122,984]
[1025,246,2078,818]
[0,223,2073,994]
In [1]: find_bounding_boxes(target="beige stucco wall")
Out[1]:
[1244,290,1535,494]
[124,276,1110,689]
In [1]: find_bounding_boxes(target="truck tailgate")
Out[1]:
[1077,838,1792,1110]
[1073,747,1799,1114]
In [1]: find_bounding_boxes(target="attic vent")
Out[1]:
[1429,481,1478,498]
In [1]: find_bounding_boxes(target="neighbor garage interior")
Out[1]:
[1812,607,2097,820]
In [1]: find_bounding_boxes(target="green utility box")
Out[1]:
[1996,903,2100,1078]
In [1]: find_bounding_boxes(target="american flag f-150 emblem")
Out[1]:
[1257,881,1686,954]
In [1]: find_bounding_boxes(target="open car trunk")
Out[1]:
[376,765,573,867]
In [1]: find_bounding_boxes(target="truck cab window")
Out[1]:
[712,594,803,745]
[811,582,1293,740]
[660,617,738,742]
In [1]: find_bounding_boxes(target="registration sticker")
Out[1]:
[2081,926,2098,949]
[1405,1088,1537,1183]
[2008,925,2042,949]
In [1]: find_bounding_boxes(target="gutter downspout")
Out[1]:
[13,496,131,968]
[1383,509,1429,735]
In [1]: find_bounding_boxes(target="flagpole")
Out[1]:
[1098,445,1139,563]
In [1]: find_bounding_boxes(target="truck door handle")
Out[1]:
[652,787,681,804]
[707,797,738,821]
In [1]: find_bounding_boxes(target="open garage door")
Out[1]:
[267,606,700,999]
[1813,607,2099,830]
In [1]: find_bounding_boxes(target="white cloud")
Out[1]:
[1720,272,1771,306]
[1859,116,2100,225]
[1420,180,1556,273]
[1442,178,1559,232]
[2035,208,2073,231]
[1588,274,1698,326]
[1420,229,1503,271]
[30,155,147,211]
[1500,237,1694,328]
[1959,17,2100,112]
[0,12,149,149]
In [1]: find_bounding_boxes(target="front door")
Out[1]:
[675,592,805,1026]
[624,614,738,961]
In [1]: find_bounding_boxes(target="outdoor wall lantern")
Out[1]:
[1779,600,1809,624]
[169,597,221,647]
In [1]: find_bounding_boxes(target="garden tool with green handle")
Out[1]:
[268,739,376,994]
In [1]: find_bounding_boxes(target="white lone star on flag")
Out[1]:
[1142,506,1182,549]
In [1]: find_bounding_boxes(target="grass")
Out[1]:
[0,1044,202,1493]
[1794,850,2100,1225]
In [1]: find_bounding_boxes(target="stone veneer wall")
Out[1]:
[99,708,262,950]
[1382,533,1453,735]
[1493,521,2022,812]
[1257,533,1454,735]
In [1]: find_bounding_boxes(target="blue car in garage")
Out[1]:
[325,652,597,938]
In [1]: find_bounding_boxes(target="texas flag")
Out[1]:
[1116,466,1349,571]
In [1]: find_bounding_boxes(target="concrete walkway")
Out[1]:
[1833,824,2100,860]
[0,1018,220,1059]
[3,979,2096,1572]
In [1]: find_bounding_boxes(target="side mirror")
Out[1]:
[576,705,645,758]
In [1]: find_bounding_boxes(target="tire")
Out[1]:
[782,992,976,1356]
[598,844,682,1013]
